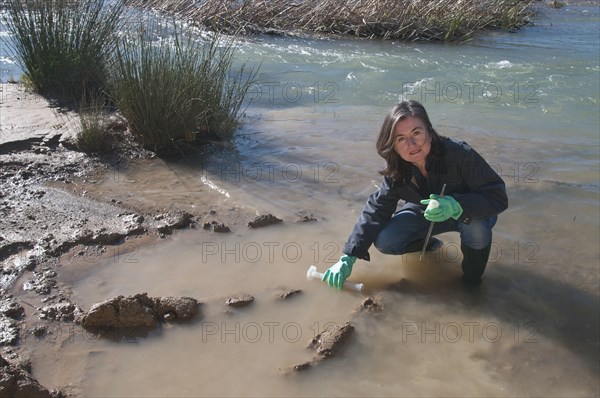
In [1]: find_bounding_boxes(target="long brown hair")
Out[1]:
[376,100,445,181]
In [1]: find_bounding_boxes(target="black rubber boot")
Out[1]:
[460,244,491,287]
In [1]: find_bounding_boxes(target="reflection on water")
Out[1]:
[7,3,599,397]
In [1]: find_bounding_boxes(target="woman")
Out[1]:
[323,100,508,288]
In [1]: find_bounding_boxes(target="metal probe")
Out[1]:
[419,183,447,261]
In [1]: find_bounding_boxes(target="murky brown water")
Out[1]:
[21,105,598,397]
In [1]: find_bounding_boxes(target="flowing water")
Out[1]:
[2,4,600,397]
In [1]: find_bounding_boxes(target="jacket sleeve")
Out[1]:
[342,176,401,261]
[450,144,508,223]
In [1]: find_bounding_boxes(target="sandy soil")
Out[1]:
[0,83,259,396]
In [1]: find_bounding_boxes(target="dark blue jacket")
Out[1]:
[343,138,508,261]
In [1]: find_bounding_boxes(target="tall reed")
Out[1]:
[3,0,125,103]
[108,19,259,152]
[133,0,534,41]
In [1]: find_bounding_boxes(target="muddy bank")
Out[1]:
[0,84,261,395]
[1,352,62,398]
[1,83,336,396]
[0,143,208,289]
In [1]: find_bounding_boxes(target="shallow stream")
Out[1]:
[2,4,599,397]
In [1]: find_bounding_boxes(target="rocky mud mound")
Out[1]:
[155,212,194,235]
[1,353,62,398]
[79,293,200,332]
[224,293,255,308]
[0,297,24,346]
[39,301,82,322]
[247,214,283,228]
[290,322,356,372]
[307,322,355,359]
[277,289,302,300]
[286,296,384,373]
[355,296,384,314]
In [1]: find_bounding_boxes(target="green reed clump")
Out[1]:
[133,0,534,41]
[76,100,110,154]
[3,0,125,103]
[108,20,259,152]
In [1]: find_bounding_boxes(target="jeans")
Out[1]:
[374,203,497,254]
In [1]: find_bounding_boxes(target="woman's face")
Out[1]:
[393,116,432,167]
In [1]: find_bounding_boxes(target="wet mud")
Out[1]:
[1,353,62,398]
[0,85,255,396]
[0,296,23,345]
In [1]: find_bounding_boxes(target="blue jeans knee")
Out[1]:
[373,203,455,255]
[374,201,497,254]
[459,216,497,249]
[374,204,421,254]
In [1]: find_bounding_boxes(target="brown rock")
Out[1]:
[356,296,383,314]
[278,289,302,300]
[293,361,312,371]
[80,293,157,329]
[295,215,318,223]
[288,322,356,373]
[79,293,200,332]
[248,214,282,228]
[156,211,194,234]
[213,223,231,233]
[152,296,199,321]
[307,322,355,359]
[225,293,254,308]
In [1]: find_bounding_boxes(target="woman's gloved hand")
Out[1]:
[322,254,357,289]
[420,194,463,222]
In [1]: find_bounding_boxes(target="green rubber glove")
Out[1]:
[322,254,357,289]
[420,194,463,222]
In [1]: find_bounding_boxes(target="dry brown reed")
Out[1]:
[128,0,534,41]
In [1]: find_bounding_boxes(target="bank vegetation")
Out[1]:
[132,0,535,41]
[3,0,259,153]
